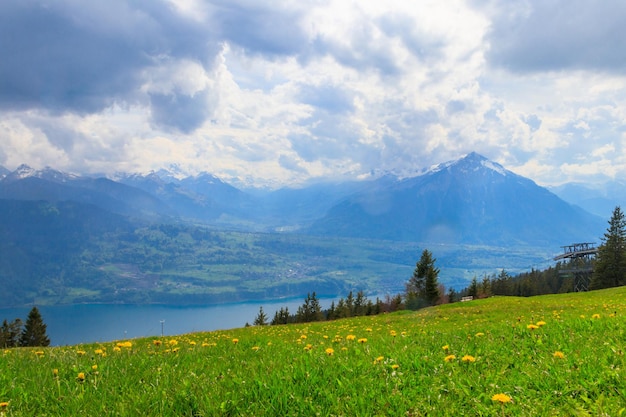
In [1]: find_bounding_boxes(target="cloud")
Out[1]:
[1,0,625,189]
[485,0,626,73]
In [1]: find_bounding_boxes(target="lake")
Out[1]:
[0,297,340,346]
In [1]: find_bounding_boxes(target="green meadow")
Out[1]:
[2,288,626,416]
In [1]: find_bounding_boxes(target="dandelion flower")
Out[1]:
[376,356,384,362]
[390,330,397,337]
[325,348,334,356]
[34,351,44,356]
[391,364,400,370]
[346,334,356,341]
[77,372,85,382]
[232,338,239,344]
[461,355,476,363]
[592,314,601,319]
[77,350,86,356]
[94,348,104,354]
[553,351,565,359]
[527,324,539,330]
[442,345,449,351]
[536,321,547,327]
[475,332,485,337]
[444,354,456,362]
[366,328,372,332]
[53,368,59,377]
[358,338,368,344]
[0,402,8,409]
[252,346,260,351]
[300,335,307,340]
[491,393,512,403]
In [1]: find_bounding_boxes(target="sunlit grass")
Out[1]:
[2,287,626,415]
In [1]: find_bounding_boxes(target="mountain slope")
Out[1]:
[308,152,604,246]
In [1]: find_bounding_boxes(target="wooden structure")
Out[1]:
[554,243,598,292]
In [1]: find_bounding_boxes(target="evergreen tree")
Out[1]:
[467,277,479,298]
[253,306,268,326]
[407,249,441,306]
[591,206,626,290]
[19,307,50,347]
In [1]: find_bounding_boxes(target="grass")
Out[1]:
[2,288,626,416]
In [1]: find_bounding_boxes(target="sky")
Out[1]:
[1,0,626,188]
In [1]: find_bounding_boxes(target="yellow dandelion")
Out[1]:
[475,332,485,337]
[553,351,565,359]
[76,350,86,356]
[442,345,449,351]
[536,321,546,327]
[300,334,307,339]
[77,372,85,382]
[358,338,367,344]
[91,364,98,371]
[390,330,397,337]
[94,348,104,355]
[153,340,162,347]
[304,344,313,351]
[252,346,260,351]
[232,338,239,344]
[580,314,585,319]
[34,351,44,356]
[325,348,334,356]
[444,354,456,362]
[461,355,476,363]
[376,356,384,362]
[366,328,372,332]
[341,347,348,351]
[346,334,356,341]
[52,368,59,377]
[168,339,178,346]
[0,402,8,409]
[391,364,400,370]
[113,346,121,352]
[401,331,407,337]
[592,313,601,319]
[527,324,539,330]
[491,393,512,403]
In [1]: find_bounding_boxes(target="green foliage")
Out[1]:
[1,289,625,415]
[406,249,440,307]
[19,307,50,347]
[591,206,626,290]
[253,306,268,326]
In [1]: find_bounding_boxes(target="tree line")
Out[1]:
[1,306,50,348]
[253,206,626,326]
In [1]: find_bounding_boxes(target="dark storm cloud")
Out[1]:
[486,0,626,73]
[210,1,310,57]
[0,0,218,125]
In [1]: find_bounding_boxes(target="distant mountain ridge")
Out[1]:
[308,152,604,246]
[0,154,607,245]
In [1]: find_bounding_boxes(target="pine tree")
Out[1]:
[407,249,441,306]
[253,306,268,326]
[19,307,50,347]
[591,206,626,290]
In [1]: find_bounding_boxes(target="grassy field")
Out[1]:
[2,288,625,416]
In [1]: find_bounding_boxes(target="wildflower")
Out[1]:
[527,324,539,330]
[34,351,44,356]
[0,402,8,409]
[358,338,368,344]
[366,328,372,332]
[300,335,307,340]
[444,354,456,362]
[553,351,565,359]
[390,330,397,337]
[461,355,476,363]
[53,368,59,377]
[168,339,178,346]
[442,345,449,351]
[491,393,512,403]
[304,344,313,351]
[252,346,260,351]
[325,348,334,356]
[475,332,485,337]
[391,364,400,370]
[376,356,384,362]
[592,314,601,319]
[536,321,546,327]
[76,350,86,356]
[113,346,121,352]
[94,348,104,355]
[341,347,348,351]
[77,372,85,382]
[401,331,407,337]
[346,334,356,341]
[232,338,239,344]
[92,365,98,371]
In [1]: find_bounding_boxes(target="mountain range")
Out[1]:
[0,152,615,306]
[0,152,611,244]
